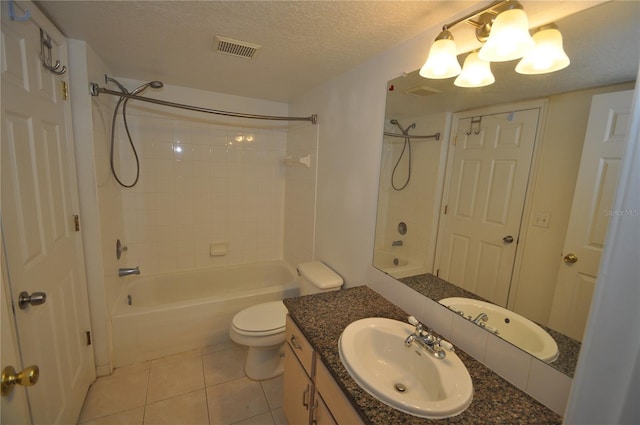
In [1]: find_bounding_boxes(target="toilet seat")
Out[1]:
[231,301,287,336]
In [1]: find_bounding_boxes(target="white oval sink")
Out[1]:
[439,297,559,363]
[338,317,473,419]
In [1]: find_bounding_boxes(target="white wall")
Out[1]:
[68,39,120,376]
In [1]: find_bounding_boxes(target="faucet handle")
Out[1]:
[408,316,420,326]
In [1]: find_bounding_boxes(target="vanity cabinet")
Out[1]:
[284,315,362,425]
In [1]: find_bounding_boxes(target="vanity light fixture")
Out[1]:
[454,51,495,87]
[515,24,570,74]
[419,0,569,87]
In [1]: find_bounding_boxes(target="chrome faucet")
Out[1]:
[392,240,403,247]
[471,312,489,326]
[118,266,140,277]
[404,316,447,359]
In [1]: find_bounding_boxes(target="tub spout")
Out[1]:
[119,266,140,277]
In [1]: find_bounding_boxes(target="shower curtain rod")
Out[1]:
[89,83,318,124]
[384,131,440,140]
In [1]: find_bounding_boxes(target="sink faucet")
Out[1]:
[471,312,489,326]
[404,316,447,359]
[118,266,140,277]
[392,240,403,247]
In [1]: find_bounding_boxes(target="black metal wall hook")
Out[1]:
[40,29,67,75]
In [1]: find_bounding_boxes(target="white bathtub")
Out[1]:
[373,249,427,279]
[111,260,298,367]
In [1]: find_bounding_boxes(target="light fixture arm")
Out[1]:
[439,0,524,41]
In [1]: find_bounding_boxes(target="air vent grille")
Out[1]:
[215,36,261,59]
[406,85,443,97]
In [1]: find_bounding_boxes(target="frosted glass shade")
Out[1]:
[516,28,570,74]
[420,38,461,79]
[479,8,534,62]
[454,52,495,87]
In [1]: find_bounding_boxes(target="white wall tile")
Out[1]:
[483,334,533,391]
[526,358,573,415]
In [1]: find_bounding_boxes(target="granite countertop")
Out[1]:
[400,273,580,377]
[283,286,562,425]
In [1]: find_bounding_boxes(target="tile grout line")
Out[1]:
[201,347,213,425]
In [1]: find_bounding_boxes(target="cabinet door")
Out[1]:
[312,393,338,425]
[284,342,312,424]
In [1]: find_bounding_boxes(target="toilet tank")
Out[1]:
[297,261,343,296]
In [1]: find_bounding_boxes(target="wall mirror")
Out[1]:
[373,1,639,377]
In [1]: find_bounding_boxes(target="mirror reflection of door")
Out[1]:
[436,105,541,307]
[548,90,634,340]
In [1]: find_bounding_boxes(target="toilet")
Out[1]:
[229,261,343,380]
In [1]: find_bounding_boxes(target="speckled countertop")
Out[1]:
[400,273,580,377]
[283,286,562,425]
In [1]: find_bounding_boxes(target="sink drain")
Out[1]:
[394,383,407,393]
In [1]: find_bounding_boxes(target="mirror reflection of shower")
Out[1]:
[389,119,416,191]
[106,75,164,188]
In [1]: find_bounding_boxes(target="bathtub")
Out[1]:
[111,260,298,367]
[373,249,428,279]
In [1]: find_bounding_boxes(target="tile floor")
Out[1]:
[78,342,288,425]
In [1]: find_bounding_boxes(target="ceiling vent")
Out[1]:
[215,36,261,59]
[405,85,443,97]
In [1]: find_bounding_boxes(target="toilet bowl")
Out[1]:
[229,261,343,381]
[229,301,288,380]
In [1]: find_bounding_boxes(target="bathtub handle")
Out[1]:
[290,335,302,350]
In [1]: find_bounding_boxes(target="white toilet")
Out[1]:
[229,261,343,380]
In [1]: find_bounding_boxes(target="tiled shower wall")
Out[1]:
[115,109,289,275]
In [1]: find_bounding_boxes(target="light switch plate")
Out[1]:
[532,211,551,228]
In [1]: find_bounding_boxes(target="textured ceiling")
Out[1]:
[36,1,475,102]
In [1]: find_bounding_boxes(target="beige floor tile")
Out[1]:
[203,346,246,386]
[146,352,204,403]
[78,370,149,422]
[143,389,209,425]
[78,407,144,425]
[206,377,269,424]
[202,339,239,355]
[231,411,275,425]
[269,408,287,425]
[260,376,283,410]
[150,348,202,366]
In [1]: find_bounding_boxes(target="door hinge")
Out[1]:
[453,135,457,146]
[73,214,80,232]
[444,205,448,215]
[62,81,69,100]
[436,268,440,277]
[86,331,92,346]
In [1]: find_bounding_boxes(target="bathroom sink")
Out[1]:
[338,317,473,419]
[439,297,559,363]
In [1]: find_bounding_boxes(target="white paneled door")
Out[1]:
[548,90,634,341]
[437,107,541,306]
[1,2,94,424]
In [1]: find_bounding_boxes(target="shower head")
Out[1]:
[390,119,416,136]
[130,80,164,96]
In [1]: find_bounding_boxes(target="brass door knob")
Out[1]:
[563,253,578,264]
[1,365,39,397]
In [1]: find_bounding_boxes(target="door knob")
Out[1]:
[1,365,39,397]
[18,291,47,310]
[563,253,578,263]
[502,235,514,244]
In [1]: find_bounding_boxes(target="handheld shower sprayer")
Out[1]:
[390,119,416,136]
[131,81,164,96]
[105,75,165,188]
[388,119,416,191]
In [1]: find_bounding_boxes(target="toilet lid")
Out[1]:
[232,301,287,335]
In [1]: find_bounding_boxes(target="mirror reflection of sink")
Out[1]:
[439,297,559,363]
[338,317,473,419]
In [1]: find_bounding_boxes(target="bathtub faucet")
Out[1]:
[118,266,140,277]
[392,240,403,247]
